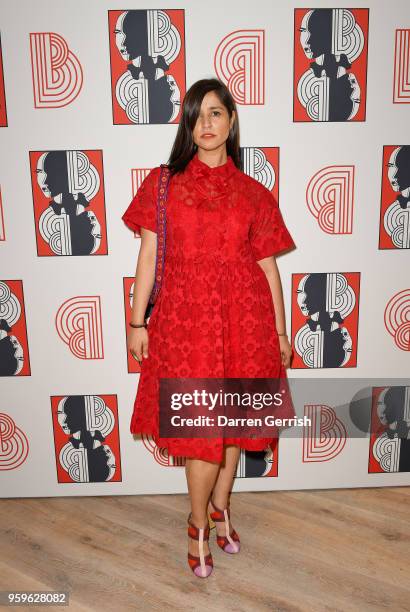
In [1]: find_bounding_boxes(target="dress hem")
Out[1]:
[130,426,279,463]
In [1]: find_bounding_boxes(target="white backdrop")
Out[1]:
[1,0,409,497]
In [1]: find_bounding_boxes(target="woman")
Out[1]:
[122,78,296,578]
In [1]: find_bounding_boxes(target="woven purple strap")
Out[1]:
[148,164,171,305]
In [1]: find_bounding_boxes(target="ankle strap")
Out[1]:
[209,499,231,520]
[188,513,210,540]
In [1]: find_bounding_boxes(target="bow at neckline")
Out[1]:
[186,152,237,200]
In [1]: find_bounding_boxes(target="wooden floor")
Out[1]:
[0,487,409,611]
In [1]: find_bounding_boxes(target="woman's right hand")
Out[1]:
[128,327,149,364]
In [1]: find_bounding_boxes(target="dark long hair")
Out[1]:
[166,78,241,175]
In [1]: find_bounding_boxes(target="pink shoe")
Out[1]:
[208,498,241,554]
[187,512,214,578]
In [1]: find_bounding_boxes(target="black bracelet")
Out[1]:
[129,321,147,328]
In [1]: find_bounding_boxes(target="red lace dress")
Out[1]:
[122,152,297,463]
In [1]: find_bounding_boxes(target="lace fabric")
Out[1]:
[122,152,297,463]
[175,153,242,211]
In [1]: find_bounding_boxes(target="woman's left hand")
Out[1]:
[279,334,293,368]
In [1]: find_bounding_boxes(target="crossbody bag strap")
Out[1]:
[149,163,171,304]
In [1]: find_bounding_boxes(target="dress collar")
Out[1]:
[184,152,238,201]
[187,152,237,180]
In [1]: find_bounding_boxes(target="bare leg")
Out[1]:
[185,457,220,557]
[208,444,240,536]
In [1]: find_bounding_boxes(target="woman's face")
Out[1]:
[192,90,235,153]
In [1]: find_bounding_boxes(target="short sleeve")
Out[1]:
[121,167,160,237]
[249,187,296,261]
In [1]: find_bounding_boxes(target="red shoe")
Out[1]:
[208,498,241,554]
[187,512,214,578]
